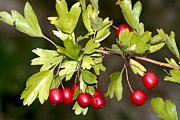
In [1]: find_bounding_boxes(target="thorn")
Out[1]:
[112,25,118,30]
[163,69,170,76]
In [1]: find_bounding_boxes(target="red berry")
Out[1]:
[77,93,91,108]
[142,72,158,90]
[116,24,131,36]
[62,88,73,105]
[91,95,106,109]
[94,89,102,96]
[130,90,147,106]
[49,88,63,104]
[71,82,80,93]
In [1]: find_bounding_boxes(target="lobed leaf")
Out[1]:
[165,31,180,60]
[84,39,100,54]
[81,70,97,85]
[164,69,180,84]
[0,2,44,37]
[50,0,81,34]
[20,70,54,106]
[63,39,81,60]
[31,48,64,71]
[106,68,124,101]
[151,97,178,120]
[130,59,146,76]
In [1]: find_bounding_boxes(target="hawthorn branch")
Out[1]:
[96,49,180,70]
[131,56,180,70]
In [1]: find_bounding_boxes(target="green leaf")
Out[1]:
[150,29,166,45]
[31,48,64,71]
[165,58,179,67]
[105,68,124,101]
[72,101,88,115]
[64,39,81,60]
[84,39,100,54]
[130,31,151,54]
[82,70,97,85]
[0,2,44,37]
[52,29,75,42]
[90,15,103,31]
[149,42,165,53]
[164,69,180,84]
[50,77,61,89]
[80,74,87,93]
[92,63,106,75]
[50,0,81,34]
[132,1,142,23]
[20,70,54,106]
[82,4,93,32]
[59,60,78,81]
[82,56,95,70]
[118,0,141,31]
[95,17,113,42]
[130,59,146,76]
[151,97,178,120]
[0,11,13,26]
[165,31,180,60]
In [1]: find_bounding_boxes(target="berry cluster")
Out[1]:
[116,24,159,106]
[48,83,106,110]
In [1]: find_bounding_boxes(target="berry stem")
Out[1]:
[125,59,134,93]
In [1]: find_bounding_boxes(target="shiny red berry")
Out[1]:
[116,24,131,36]
[49,88,63,104]
[94,89,102,96]
[71,82,80,93]
[62,88,73,105]
[142,72,158,90]
[130,90,147,106]
[91,95,106,109]
[77,93,91,108]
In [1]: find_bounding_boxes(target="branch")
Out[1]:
[96,49,180,70]
[131,56,180,70]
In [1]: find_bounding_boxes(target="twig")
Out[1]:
[96,49,180,71]
[131,56,180,70]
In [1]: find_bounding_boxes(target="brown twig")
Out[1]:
[96,49,180,70]
[131,56,180,70]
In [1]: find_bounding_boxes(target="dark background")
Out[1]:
[0,0,180,120]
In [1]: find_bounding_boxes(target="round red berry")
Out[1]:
[142,72,158,90]
[62,88,73,105]
[77,93,91,108]
[94,89,102,96]
[49,88,63,104]
[116,24,131,36]
[91,95,106,109]
[130,90,147,106]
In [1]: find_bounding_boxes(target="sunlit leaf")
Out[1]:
[50,0,81,34]
[130,59,146,76]
[31,48,63,71]
[164,69,180,84]
[84,39,100,54]
[165,31,180,60]
[0,2,44,37]
[72,102,88,115]
[59,60,78,81]
[82,70,97,85]
[64,39,81,60]
[82,56,95,69]
[106,68,124,101]
[151,97,178,120]
[20,70,54,106]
